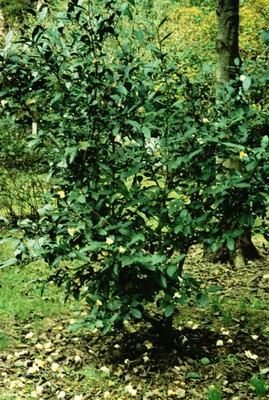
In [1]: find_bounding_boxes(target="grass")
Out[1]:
[0,258,80,351]
[1,263,66,314]
[0,169,48,222]
[250,375,268,397]
[208,293,269,333]
[0,331,9,349]
[207,384,222,400]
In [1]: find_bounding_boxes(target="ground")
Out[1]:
[0,241,268,399]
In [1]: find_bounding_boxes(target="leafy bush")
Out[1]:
[0,0,268,341]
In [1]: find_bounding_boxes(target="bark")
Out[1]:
[233,231,261,265]
[216,0,240,82]
[213,1,260,268]
[205,231,261,267]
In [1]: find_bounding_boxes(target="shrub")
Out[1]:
[0,0,268,342]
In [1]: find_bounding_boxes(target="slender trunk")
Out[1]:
[212,1,260,268]
[216,0,240,82]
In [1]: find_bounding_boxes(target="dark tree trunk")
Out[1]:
[210,1,261,268]
[216,0,240,82]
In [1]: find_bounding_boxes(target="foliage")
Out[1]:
[0,116,49,171]
[207,384,222,400]
[0,0,38,31]
[0,116,51,222]
[250,374,268,397]
[0,0,268,339]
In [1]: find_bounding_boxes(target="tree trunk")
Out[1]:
[212,1,260,268]
[216,0,240,82]
[205,230,261,267]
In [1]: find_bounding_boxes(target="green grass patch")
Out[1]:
[0,258,80,349]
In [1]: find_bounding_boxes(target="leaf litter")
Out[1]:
[0,243,268,399]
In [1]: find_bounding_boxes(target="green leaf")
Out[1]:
[130,308,142,319]
[49,92,62,106]
[141,126,151,139]
[126,120,140,131]
[160,32,172,43]
[5,31,14,46]
[0,216,9,224]
[200,357,210,365]
[222,142,244,150]
[235,182,251,189]
[227,238,235,251]
[38,6,48,22]
[32,25,44,41]
[202,63,211,75]
[230,229,244,238]
[160,274,167,289]
[234,57,241,66]
[206,285,223,293]
[186,372,201,379]
[78,194,86,204]
[144,59,161,73]
[134,29,144,44]
[102,324,113,335]
[174,224,183,234]
[150,254,166,264]
[260,69,269,84]
[261,135,268,149]
[260,368,269,375]
[171,254,186,264]
[121,256,138,267]
[118,3,133,20]
[167,264,177,277]
[84,242,104,251]
[128,233,145,246]
[164,304,175,318]
[195,293,208,307]
[108,300,122,311]
[0,258,18,268]
[242,76,251,91]
[180,209,188,218]
[91,192,99,201]
[28,138,41,148]
[117,84,128,96]
[260,30,269,45]
[65,146,78,164]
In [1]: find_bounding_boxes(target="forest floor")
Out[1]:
[0,239,268,399]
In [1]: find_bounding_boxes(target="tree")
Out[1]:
[213,0,265,267]
[216,0,240,82]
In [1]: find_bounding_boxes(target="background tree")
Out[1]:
[0,0,38,31]
[216,0,240,82]
[213,0,266,267]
